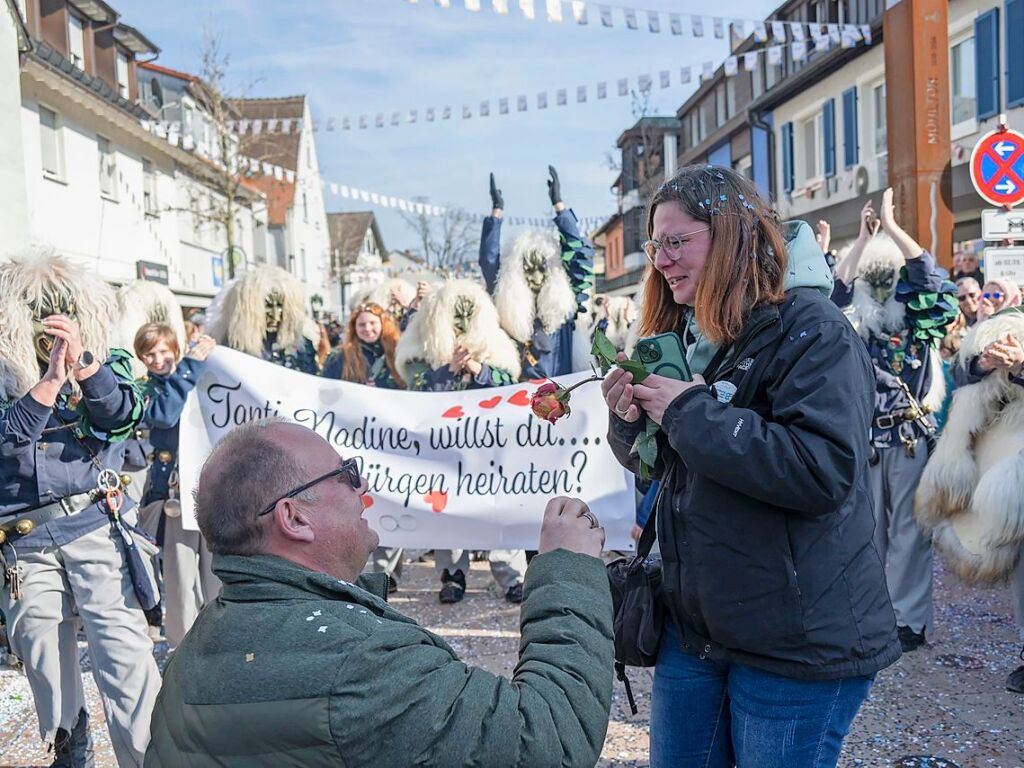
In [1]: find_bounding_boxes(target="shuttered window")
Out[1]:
[975,8,1000,119]
[842,87,859,168]
[781,122,794,193]
[823,98,836,178]
[1007,0,1024,107]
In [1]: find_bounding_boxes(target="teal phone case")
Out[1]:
[632,333,693,381]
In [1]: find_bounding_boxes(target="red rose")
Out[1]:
[531,381,570,424]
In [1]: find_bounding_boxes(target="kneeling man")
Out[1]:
[145,419,613,767]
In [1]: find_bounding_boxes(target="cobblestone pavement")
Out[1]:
[1,555,1022,767]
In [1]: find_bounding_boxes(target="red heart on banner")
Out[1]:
[528,378,547,385]
[423,491,448,513]
[442,406,465,419]
[508,390,531,407]
[361,494,374,509]
[479,396,502,409]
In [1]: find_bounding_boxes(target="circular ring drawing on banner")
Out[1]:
[397,514,418,531]
[377,515,399,532]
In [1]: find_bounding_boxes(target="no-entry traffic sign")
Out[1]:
[971,128,1024,207]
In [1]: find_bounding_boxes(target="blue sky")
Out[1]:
[116,0,780,251]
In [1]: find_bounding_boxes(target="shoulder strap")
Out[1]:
[635,478,666,559]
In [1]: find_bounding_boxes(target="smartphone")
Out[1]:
[632,333,692,381]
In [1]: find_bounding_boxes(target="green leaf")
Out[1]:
[591,329,618,364]
[636,433,658,467]
[617,359,650,383]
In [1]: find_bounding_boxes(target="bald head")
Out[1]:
[195,419,319,555]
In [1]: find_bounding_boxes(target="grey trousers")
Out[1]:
[139,502,220,648]
[869,444,933,634]
[0,522,161,767]
[365,547,404,581]
[434,549,526,591]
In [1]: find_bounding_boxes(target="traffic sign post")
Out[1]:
[970,126,1024,208]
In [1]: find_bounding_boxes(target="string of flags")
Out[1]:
[140,22,872,138]
[403,0,871,49]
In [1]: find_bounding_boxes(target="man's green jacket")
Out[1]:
[145,549,614,767]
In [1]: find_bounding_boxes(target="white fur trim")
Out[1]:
[493,228,577,342]
[208,266,308,357]
[395,278,521,382]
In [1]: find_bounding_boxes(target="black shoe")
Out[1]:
[897,625,926,652]
[438,569,466,604]
[50,709,94,768]
[1007,665,1024,694]
[505,583,524,604]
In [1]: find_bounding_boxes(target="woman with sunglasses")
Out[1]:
[977,278,1022,323]
[602,165,900,768]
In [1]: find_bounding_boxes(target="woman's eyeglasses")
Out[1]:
[641,227,710,264]
[258,457,363,516]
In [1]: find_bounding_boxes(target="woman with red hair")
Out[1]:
[323,303,406,389]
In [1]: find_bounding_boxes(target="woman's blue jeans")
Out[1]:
[651,623,873,768]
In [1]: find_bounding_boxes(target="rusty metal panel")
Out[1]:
[883,0,953,268]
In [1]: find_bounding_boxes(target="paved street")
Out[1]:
[1,555,1022,767]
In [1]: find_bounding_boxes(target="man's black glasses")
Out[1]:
[258,457,363,516]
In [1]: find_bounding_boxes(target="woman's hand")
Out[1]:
[815,219,832,254]
[601,354,641,422]
[632,373,707,426]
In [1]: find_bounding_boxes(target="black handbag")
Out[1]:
[606,481,665,715]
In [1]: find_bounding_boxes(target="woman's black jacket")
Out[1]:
[609,287,902,680]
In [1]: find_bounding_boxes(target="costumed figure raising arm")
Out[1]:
[479,172,504,295]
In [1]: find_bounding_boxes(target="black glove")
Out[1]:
[489,172,504,210]
[547,165,561,206]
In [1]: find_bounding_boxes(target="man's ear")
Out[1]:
[272,499,316,543]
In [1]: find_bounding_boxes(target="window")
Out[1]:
[300,247,307,278]
[801,115,821,182]
[143,159,157,214]
[715,85,727,127]
[873,82,888,179]
[302,192,309,223]
[873,83,887,157]
[765,60,782,90]
[842,86,859,168]
[190,193,201,237]
[306,144,312,169]
[116,52,130,100]
[183,105,194,135]
[975,8,1000,119]
[751,65,763,101]
[97,136,116,198]
[691,110,703,146]
[725,78,736,119]
[950,37,976,124]
[67,14,85,69]
[39,106,64,179]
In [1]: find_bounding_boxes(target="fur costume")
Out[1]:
[208,265,308,358]
[839,233,948,416]
[593,295,638,351]
[915,310,1024,583]
[0,247,114,401]
[115,280,187,379]
[352,278,416,315]
[395,279,521,384]
[493,228,578,345]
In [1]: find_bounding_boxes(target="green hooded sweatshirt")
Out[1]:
[682,219,834,374]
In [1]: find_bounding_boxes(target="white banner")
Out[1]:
[178,349,635,550]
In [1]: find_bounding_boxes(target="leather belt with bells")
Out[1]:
[0,492,96,545]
